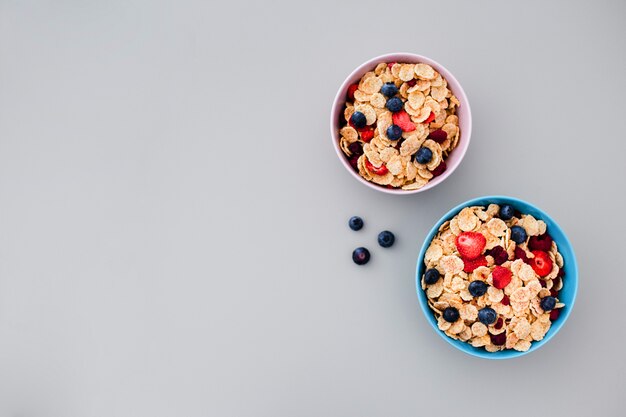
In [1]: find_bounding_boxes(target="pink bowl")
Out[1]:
[330,53,472,195]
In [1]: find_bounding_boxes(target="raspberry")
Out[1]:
[557,268,565,278]
[428,129,448,144]
[492,266,512,289]
[347,142,363,155]
[406,79,417,87]
[487,245,508,265]
[387,62,396,69]
[392,110,416,132]
[430,161,447,177]
[348,155,359,171]
[490,332,506,346]
[550,288,559,297]
[549,308,561,321]
[365,159,388,175]
[501,295,510,306]
[462,256,487,273]
[514,247,529,263]
[347,83,359,101]
[494,317,504,329]
[528,233,553,251]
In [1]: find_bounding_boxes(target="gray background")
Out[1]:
[1,0,625,416]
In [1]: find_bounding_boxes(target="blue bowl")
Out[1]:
[416,196,578,359]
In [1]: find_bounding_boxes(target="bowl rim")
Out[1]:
[415,195,578,359]
[330,52,472,195]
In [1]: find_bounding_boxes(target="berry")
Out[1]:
[478,307,497,325]
[510,226,527,244]
[392,110,416,132]
[514,246,529,263]
[386,125,402,140]
[415,147,433,164]
[501,295,510,306]
[381,82,398,97]
[386,97,404,112]
[487,245,508,265]
[352,247,370,265]
[443,307,459,323]
[455,232,487,260]
[490,332,506,346]
[387,62,396,69]
[357,125,375,142]
[530,250,553,277]
[377,230,395,248]
[494,317,504,329]
[424,268,441,285]
[430,161,447,177]
[347,83,359,101]
[347,142,363,155]
[424,111,436,124]
[463,255,487,273]
[365,159,388,175]
[528,233,553,251]
[499,204,515,220]
[348,155,359,171]
[468,280,488,297]
[349,111,367,129]
[549,308,561,321]
[492,266,512,289]
[406,79,417,87]
[540,296,557,311]
[428,129,447,143]
[348,216,363,231]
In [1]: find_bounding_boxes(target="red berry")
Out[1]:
[550,308,561,321]
[514,247,529,263]
[347,83,359,101]
[492,266,512,289]
[540,279,547,288]
[423,111,436,124]
[494,317,504,329]
[501,295,510,306]
[557,268,565,278]
[528,233,553,251]
[359,126,375,142]
[430,161,447,177]
[462,256,487,273]
[365,158,388,175]
[530,250,552,277]
[455,232,487,260]
[490,332,506,346]
[387,62,396,69]
[550,288,558,297]
[487,245,509,265]
[428,129,448,143]
[392,110,416,132]
[406,79,417,87]
[348,156,359,171]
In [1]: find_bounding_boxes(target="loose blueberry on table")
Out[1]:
[352,247,370,265]
[348,216,364,231]
[377,231,395,248]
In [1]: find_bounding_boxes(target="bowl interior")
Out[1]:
[331,53,472,195]
[415,196,578,359]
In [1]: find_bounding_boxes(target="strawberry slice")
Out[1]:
[392,110,416,132]
[347,83,359,101]
[358,126,375,142]
[455,232,486,260]
[492,266,512,289]
[365,159,388,175]
[530,250,552,277]
[462,255,487,273]
[423,111,436,124]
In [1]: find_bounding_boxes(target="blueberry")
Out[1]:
[424,268,440,285]
[350,111,367,129]
[348,216,363,231]
[540,296,557,311]
[385,97,403,112]
[378,230,395,248]
[443,307,459,323]
[510,226,528,244]
[478,307,497,325]
[468,280,488,297]
[386,125,402,140]
[352,247,370,265]
[414,147,433,164]
[499,204,515,220]
[381,82,398,98]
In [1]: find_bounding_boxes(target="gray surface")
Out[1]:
[0,0,625,416]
